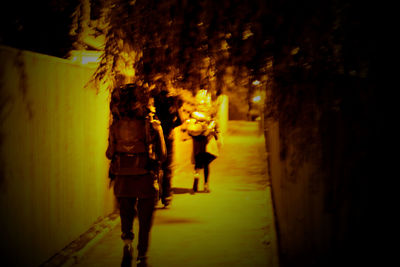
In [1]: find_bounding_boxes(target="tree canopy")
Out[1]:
[93,0,275,95]
[1,0,376,106]
[92,0,375,112]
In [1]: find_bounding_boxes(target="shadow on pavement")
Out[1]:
[171,187,193,194]
[154,216,202,224]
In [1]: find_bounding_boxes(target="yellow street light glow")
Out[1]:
[252,80,260,85]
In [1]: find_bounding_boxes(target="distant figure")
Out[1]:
[106,83,166,267]
[186,90,220,193]
[152,80,183,207]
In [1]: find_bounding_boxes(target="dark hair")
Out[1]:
[110,83,150,120]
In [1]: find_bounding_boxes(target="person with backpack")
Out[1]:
[186,89,220,193]
[106,82,166,267]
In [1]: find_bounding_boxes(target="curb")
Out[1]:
[40,213,120,267]
[63,215,120,266]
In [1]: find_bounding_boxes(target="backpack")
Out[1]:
[106,84,166,177]
[110,118,148,175]
[187,110,213,137]
[107,116,165,176]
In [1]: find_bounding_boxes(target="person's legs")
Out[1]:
[193,152,204,192]
[192,136,207,193]
[118,197,137,266]
[204,163,209,184]
[161,139,174,206]
[136,197,156,262]
[193,167,201,192]
[204,163,210,193]
[118,197,137,241]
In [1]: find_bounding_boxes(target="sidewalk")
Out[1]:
[65,121,279,267]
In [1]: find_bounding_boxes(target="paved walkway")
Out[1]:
[71,121,279,267]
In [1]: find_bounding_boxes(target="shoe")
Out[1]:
[121,244,133,267]
[204,183,210,193]
[136,256,148,267]
[161,196,172,207]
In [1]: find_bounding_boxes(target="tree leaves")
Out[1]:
[92,0,273,96]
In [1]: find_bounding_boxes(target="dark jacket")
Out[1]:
[153,92,183,139]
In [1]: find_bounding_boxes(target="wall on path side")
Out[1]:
[264,106,376,266]
[0,45,115,266]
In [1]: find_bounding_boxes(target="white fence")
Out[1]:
[0,45,114,266]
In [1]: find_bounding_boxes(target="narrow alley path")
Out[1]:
[72,121,279,267]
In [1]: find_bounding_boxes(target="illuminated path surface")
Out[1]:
[73,121,279,267]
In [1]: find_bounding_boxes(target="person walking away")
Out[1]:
[152,80,183,207]
[187,89,220,193]
[106,83,166,267]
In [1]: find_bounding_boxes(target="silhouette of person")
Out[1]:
[187,89,220,193]
[106,82,166,267]
[151,79,183,207]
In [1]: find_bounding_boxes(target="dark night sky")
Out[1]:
[0,1,77,57]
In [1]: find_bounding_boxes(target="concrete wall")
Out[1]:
[0,46,115,266]
[264,119,331,266]
[215,94,229,137]
[225,90,248,121]
[264,115,373,266]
